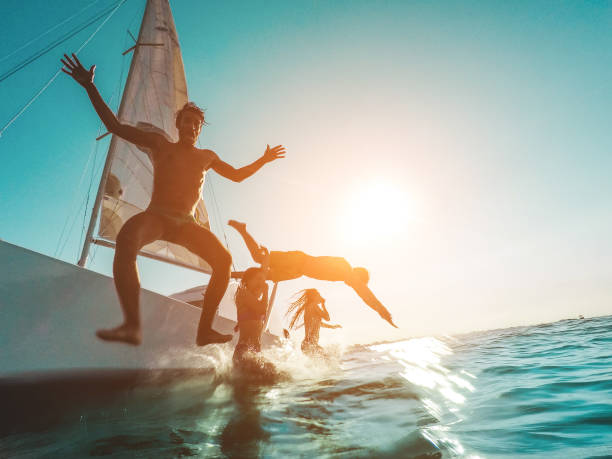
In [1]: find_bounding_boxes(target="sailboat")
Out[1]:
[0,0,279,378]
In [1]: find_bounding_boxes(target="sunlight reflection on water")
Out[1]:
[3,317,610,458]
[369,337,478,457]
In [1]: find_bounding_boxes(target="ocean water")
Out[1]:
[1,315,611,458]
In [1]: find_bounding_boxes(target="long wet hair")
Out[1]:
[285,288,320,330]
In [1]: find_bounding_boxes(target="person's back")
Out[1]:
[285,288,336,355]
[234,287,266,355]
[303,302,323,347]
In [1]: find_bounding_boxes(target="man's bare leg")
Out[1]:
[175,223,233,345]
[96,213,165,345]
[196,263,232,345]
[228,220,265,264]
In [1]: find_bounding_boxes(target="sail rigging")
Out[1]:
[79,0,213,273]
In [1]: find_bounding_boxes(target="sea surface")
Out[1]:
[1,315,611,458]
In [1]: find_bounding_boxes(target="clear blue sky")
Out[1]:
[1,0,612,344]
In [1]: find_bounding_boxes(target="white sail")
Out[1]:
[95,0,212,272]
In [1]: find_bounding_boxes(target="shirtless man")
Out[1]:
[228,220,397,327]
[61,53,285,346]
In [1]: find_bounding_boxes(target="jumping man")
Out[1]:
[61,53,285,346]
[228,220,397,327]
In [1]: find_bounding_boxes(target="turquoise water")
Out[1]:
[1,316,611,458]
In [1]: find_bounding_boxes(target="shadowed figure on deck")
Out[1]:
[228,220,397,327]
[61,53,285,346]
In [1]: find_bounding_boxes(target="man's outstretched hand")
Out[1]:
[381,311,398,328]
[263,144,286,163]
[61,53,95,88]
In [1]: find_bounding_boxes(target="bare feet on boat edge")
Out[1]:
[96,325,142,345]
[196,329,233,346]
[227,219,246,232]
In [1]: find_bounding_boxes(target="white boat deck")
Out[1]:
[0,240,276,377]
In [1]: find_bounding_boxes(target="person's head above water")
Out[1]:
[239,266,267,296]
[175,102,205,145]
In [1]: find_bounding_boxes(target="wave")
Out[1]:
[2,316,612,457]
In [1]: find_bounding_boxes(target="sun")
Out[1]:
[338,181,418,244]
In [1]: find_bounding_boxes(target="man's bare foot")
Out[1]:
[228,219,246,232]
[196,329,233,346]
[96,325,142,345]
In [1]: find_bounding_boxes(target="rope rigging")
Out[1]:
[0,0,102,66]
[0,0,124,84]
[8,0,234,277]
[0,0,127,138]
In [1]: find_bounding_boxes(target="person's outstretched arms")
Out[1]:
[348,282,397,328]
[321,322,341,329]
[210,144,285,182]
[61,53,166,152]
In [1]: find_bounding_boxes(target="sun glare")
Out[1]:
[339,181,418,244]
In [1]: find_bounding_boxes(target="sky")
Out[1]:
[1,0,612,345]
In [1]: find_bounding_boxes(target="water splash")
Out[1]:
[2,316,612,458]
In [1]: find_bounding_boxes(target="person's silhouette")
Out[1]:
[61,53,285,346]
[228,220,397,327]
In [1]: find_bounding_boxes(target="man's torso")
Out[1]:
[148,143,216,216]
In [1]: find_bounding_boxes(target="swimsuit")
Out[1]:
[147,205,198,225]
[145,205,201,240]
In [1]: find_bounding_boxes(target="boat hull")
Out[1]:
[0,240,275,378]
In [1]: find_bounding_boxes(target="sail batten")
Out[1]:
[86,0,212,273]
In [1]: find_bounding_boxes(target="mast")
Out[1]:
[78,0,210,274]
[264,282,279,332]
[78,0,154,267]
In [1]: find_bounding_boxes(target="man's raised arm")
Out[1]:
[210,144,286,182]
[61,53,165,151]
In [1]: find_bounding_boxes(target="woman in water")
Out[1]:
[286,289,341,356]
[233,255,277,378]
